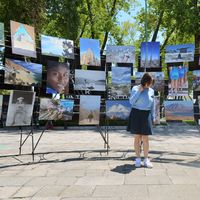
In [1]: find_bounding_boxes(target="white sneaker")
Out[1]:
[144,158,153,168]
[135,158,141,168]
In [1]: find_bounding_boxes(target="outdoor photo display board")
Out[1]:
[192,70,200,91]
[39,98,74,120]
[153,96,160,124]
[10,20,36,58]
[79,95,101,125]
[6,90,35,126]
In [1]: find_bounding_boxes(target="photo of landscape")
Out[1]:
[192,70,200,91]
[10,20,36,58]
[75,69,105,91]
[79,95,101,125]
[41,34,74,59]
[140,42,160,68]
[80,38,101,66]
[164,100,194,121]
[165,44,195,63]
[111,66,131,96]
[106,100,131,120]
[106,45,135,64]
[0,22,4,46]
[154,96,160,124]
[4,58,42,86]
[39,98,74,121]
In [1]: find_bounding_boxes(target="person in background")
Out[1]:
[127,73,155,168]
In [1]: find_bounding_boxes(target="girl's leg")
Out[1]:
[142,135,149,158]
[134,134,142,158]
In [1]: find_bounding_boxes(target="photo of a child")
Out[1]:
[46,61,70,94]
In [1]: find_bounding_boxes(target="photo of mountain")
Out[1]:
[165,44,195,63]
[80,38,101,66]
[135,72,164,92]
[164,100,194,121]
[111,66,131,96]
[106,45,135,64]
[74,69,105,91]
[39,98,74,121]
[79,95,101,125]
[10,20,36,58]
[140,42,160,68]
[0,22,4,46]
[106,100,131,120]
[41,34,74,59]
[4,58,42,86]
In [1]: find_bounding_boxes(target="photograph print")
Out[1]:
[74,69,105,91]
[164,100,194,121]
[46,60,70,94]
[168,66,188,96]
[0,46,4,69]
[4,58,42,86]
[0,22,4,46]
[41,34,74,59]
[135,72,164,92]
[10,20,36,58]
[140,42,160,68]
[79,95,101,125]
[192,70,200,91]
[6,90,35,126]
[80,38,101,66]
[106,100,131,120]
[0,95,3,118]
[111,66,131,96]
[165,43,195,63]
[153,96,160,124]
[39,98,74,121]
[106,45,135,64]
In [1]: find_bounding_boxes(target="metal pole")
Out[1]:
[145,0,148,72]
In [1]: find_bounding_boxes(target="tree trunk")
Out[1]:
[195,34,200,54]
[161,27,176,51]
[86,0,95,39]
[101,0,117,51]
[151,10,164,42]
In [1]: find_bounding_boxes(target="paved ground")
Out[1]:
[0,123,200,200]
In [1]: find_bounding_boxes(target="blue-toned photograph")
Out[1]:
[0,46,4,69]
[75,69,105,91]
[111,66,131,96]
[165,43,195,63]
[41,34,74,59]
[140,42,160,68]
[80,38,101,66]
[106,45,135,64]
[164,100,194,121]
[106,100,131,120]
[79,95,101,125]
[4,58,42,86]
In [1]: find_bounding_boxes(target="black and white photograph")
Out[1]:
[6,90,35,126]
